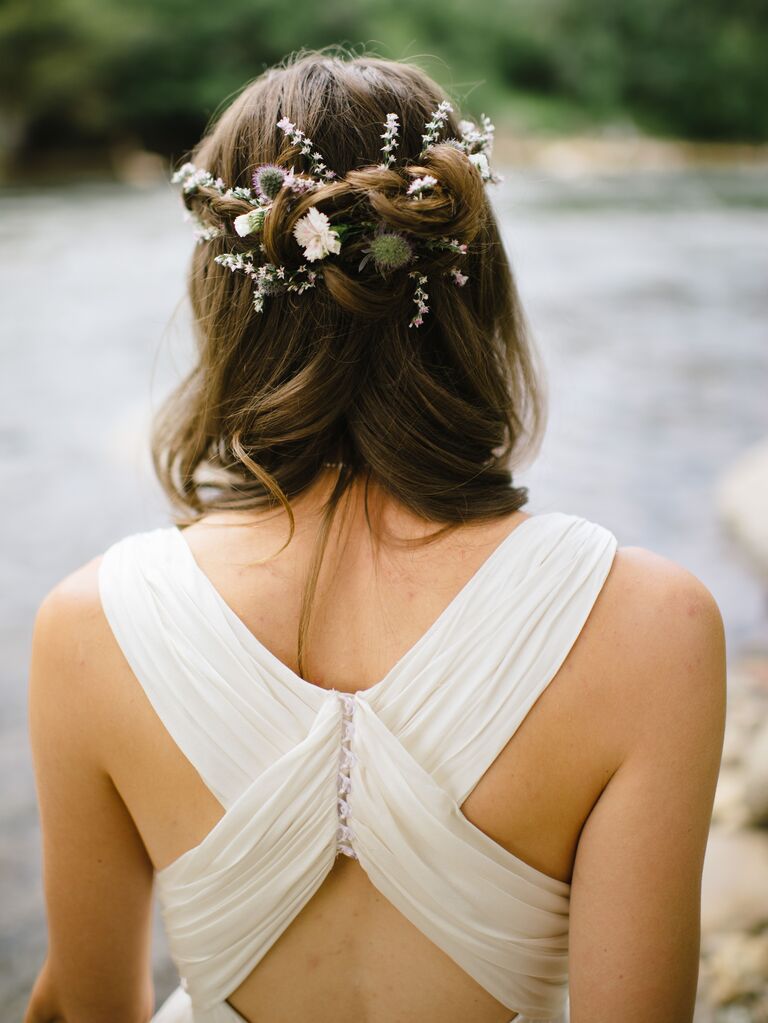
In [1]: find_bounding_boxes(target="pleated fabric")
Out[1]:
[98,511,616,1023]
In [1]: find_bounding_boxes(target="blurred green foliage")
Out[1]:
[0,0,766,166]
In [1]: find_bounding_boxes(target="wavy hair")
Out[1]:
[152,46,547,678]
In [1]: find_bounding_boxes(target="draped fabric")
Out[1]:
[98,511,617,1023]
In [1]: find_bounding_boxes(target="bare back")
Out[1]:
[47,495,725,1023]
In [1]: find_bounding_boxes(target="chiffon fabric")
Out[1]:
[98,511,617,1022]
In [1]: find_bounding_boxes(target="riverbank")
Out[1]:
[699,651,768,1022]
[2,131,768,191]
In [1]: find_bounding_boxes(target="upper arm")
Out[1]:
[27,559,155,1023]
[568,549,727,1023]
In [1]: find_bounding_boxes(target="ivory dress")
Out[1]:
[98,510,618,1022]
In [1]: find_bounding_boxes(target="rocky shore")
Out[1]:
[696,440,768,1021]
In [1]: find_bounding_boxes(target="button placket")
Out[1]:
[335,692,358,859]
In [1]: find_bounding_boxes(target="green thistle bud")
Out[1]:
[360,230,414,274]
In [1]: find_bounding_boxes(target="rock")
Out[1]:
[743,719,768,827]
[717,437,768,580]
[721,696,762,767]
[701,826,768,934]
[701,928,768,1008]
[712,766,750,828]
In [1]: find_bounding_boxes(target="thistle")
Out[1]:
[170,110,501,321]
[359,228,414,275]
[252,164,286,200]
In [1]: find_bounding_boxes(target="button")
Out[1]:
[335,691,358,860]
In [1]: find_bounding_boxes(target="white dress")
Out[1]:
[98,510,617,1022]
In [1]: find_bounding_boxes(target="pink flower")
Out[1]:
[292,207,341,261]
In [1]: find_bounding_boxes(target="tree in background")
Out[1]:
[1,0,766,176]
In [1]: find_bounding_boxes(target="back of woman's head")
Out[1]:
[152,47,547,669]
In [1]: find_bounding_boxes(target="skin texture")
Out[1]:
[25,478,726,1023]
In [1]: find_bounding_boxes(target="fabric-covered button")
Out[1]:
[335,692,358,859]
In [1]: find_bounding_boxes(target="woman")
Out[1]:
[25,49,726,1023]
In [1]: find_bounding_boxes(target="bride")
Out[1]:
[24,48,725,1023]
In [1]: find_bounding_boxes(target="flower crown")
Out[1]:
[170,101,502,328]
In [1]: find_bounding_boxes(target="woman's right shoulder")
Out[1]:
[567,542,727,1019]
[605,544,724,712]
[592,541,727,762]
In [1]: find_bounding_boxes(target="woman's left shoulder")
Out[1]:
[30,552,122,732]
[32,553,109,666]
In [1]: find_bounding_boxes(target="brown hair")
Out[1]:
[152,46,547,678]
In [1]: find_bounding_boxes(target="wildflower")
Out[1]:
[292,207,342,261]
[252,164,286,200]
[406,175,439,198]
[408,272,430,328]
[379,113,400,169]
[233,208,267,237]
[170,162,227,196]
[458,114,496,157]
[469,152,491,181]
[223,185,257,202]
[283,166,322,194]
[426,236,468,256]
[420,101,453,155]
[277,116,336,180]
[449,267,469,287]
[359,229,414,274]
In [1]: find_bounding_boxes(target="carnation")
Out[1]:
[292,206,341,261]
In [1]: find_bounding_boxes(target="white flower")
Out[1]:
[406,174,439,196]
[233,208,266,237]
[469,152,491,180]
[292,206,341,261]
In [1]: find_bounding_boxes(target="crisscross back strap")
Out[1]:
[361,513,617,805]
[98,528,322,808]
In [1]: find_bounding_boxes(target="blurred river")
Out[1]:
[1,163,767,1012]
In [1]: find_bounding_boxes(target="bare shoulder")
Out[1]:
[606,542,724,627]
[590,543,726,749]
[35,553,105,627]
[32,554,109,671]
[29,553,117,734]
[566,543,727,1020]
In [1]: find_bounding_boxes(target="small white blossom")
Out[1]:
[457,114,496,157]
[292,207,342,261]
[408,272,430,328]
[379,112,400,169]
[277,116,336,180]
[420,101,453,155]
[469,152,491,181]
[283,166,321,194]
[171,162,226,195]
[406,174,439,197]
[234,208,266,237]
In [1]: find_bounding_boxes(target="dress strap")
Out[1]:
[362,513,618,806]
[97,527,320,808]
